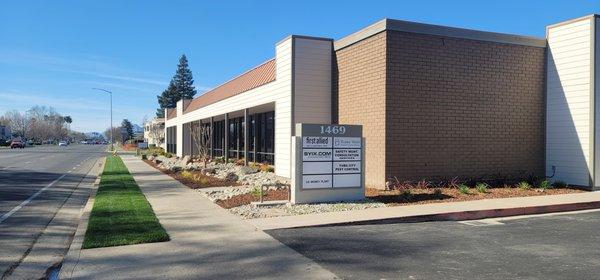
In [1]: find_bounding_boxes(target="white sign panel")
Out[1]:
[334,137,361,148]
[303,162,332,174]
[303,136,332,148]
[333,161,361,174]
[303,175,333,189]
[294,124,364,203]
[333,149,361,161]
[303,149,333,161]
[333,174,361,188]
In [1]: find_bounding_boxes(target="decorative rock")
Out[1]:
[201,167,216,175]
[225,172,239,182]
[170,166,182,172]
[239,166,259,175]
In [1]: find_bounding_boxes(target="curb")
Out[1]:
[273,200,600,229]
[58,157,105,280]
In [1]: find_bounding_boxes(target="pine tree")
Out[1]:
[172,54,197,100]
[156,54,196,117]
[121,119,134,141]
[156,81,177,117]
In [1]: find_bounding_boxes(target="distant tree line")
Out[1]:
[102,118,136,144]
[0,106,77,142]
[156,54,197,118]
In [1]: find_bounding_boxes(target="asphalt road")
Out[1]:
[0,144,105,278]
[268,211,600,280]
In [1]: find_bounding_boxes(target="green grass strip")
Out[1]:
[83,155,169,248]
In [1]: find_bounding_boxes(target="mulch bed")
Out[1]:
[215,188,289,209]
[366,187,587,206]
[143,159,236,189]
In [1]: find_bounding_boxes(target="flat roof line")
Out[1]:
[334,18,547,50]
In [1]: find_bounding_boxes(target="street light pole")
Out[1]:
[92,88,114,151]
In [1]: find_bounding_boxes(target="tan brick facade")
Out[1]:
[333,32,387,188]
[334,30,546,188]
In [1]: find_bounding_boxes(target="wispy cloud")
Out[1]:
[0,91,107,112]
[0,50,168,87]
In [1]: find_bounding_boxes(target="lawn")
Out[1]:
[83,155,169,249]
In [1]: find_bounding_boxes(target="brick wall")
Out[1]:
[333,32,387,187]
[385,31,546,183]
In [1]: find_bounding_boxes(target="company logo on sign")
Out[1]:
[334,137,361,148]
[303,149,333,161]
[303,136,332,148]
[333,149,361,161]
[333,161,361,174]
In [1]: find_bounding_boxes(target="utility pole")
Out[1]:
[92,88,114,151]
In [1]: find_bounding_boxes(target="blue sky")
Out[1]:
[0,1,598,132]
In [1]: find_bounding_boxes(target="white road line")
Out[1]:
[0,174,67,224]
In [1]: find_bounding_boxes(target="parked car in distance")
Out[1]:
[58,141,68,147]
[10,140,25,149]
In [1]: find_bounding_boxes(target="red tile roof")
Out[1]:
[166,108,176,120]
[183,58,276,114]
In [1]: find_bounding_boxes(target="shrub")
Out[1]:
[213,157,225,164]
[234,158,245,166]
[458,184,470,195]
[538,179,551,190]
[432,188,443,196]
[553,180,567,188]
[180,170,194,180]
[141,154,147,160]
[415,179,431,189]
[448,177,461,188]
[259,163,274,173]
[251,186,266,199]
[475,183,488,193]
[193,174,210,186]
[518,181,531,190]
[401,189,412,200]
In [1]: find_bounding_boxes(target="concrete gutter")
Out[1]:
[57,158,105,280]
[249,191,600,230]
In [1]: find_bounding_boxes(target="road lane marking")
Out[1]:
[0,174,67,224]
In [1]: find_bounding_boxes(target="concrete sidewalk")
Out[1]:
[60,154,336,279]
[249,190,600,230]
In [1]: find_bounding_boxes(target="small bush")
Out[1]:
[538,179,551,190]
[193,175,210,186]
[415,179,431,189]
[141,154,147,160]
[458,184,470,195]
[553,180,567,188]
[251,186,265,199]
[432,188,442,196]
[180,170,194,180]
[475,183,488,193]
[213,157,225,164]
[518,181,531,190]
[401,189,412,199]
[259,163,274,173]
[234,158,245,166]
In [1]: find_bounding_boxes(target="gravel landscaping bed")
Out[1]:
[142,154,589,220]
[366,186,587,206]
[229,199,387,219]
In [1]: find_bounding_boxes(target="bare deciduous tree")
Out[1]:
[190,120,212,168]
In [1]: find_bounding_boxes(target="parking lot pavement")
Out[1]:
[267,210,600,280]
